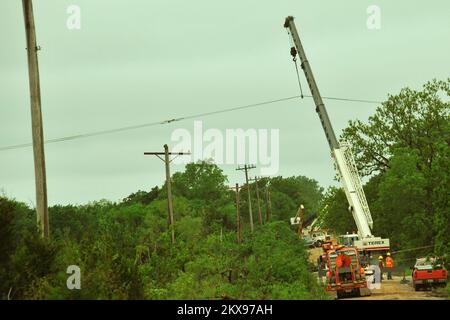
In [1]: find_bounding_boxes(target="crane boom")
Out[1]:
[283,17,387,249]
[283,17,339,151]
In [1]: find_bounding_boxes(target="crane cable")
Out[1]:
[287,29,304,99]
[293,53,304,99]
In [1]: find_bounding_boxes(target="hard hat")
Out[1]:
[387,252,391,256]
[378,256,383,260]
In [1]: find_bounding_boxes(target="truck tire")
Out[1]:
[413,283,420,291]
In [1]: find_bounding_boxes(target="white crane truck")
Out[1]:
[284,16,389,255]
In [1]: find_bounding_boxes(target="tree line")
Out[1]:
[319,79,449,265]
[0,162,325,300]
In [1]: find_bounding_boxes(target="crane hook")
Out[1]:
[290,46,304,98]
[290,46,297,61]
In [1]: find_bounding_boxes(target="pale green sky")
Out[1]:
[1,0,449,205]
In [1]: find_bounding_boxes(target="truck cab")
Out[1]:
[310,231,331,247]
[338,233,359,247]
[338,233,389,261]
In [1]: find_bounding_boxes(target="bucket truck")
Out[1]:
[283,16,390,255]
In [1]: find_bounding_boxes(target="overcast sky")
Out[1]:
[1,0,449,206]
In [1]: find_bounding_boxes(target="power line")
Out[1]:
[0,94,382,152]
[319,96,382,104]
[391,245,434,254]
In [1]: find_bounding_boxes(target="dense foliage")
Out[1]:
[0,162,326,300]
[319,79,450,263]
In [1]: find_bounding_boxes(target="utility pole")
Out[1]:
[265,185,271,223]
[164,144,175,244]
[250,176,263,225]
[22,0,49,238]
[234,183,242,244]
[229,183,243,244]
[236,164,256,235]
[144,145,190,244]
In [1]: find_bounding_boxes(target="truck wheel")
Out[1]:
[353,288,361,297]
[336,291,344,299]
[413,283,420,291]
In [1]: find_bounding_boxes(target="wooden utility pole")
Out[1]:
[235,183,241,244]
[22,0,49,238]
[250,176,263,225]
[265,186,271,223]
[163,144,175,244]
[144,145,190,244]
[236,164,256,235]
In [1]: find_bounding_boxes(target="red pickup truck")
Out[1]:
[412,257,447,291]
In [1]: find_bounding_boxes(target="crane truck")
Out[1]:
[284,16,391,298]
[284,16,390,298]
[283,16,390,256]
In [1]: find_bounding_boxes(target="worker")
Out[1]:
[378,256,384,282]
[386,252,394,280]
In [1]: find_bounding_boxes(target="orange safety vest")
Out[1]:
[386,256,394,268]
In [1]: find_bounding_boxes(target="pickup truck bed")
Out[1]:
[412,259,447,291]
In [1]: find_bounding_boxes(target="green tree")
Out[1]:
[171,161,229,201]
[122,186,160,205]
[342,79,449,177]
[339,79,449,255]
[318,187,356,235]
[373,149,430,250]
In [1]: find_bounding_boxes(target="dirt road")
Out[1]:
[308,247,323,265]
[308,248,447,300]
[348,276,447,300]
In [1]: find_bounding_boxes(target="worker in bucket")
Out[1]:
[385,253,394,280]
[378,256,384,281]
